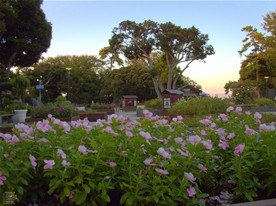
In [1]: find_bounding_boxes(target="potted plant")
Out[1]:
[4,102,28,123]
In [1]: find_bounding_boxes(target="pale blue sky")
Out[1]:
[41,1,276,96]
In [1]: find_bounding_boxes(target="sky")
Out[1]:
[41,0,276,97]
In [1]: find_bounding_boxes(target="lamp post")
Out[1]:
[66,68,72,100]
[264,76,269,98]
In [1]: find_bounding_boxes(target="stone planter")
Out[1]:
[79,112,107,122]
[25,116,80,123]
[0,125,13,133]
[14,109,28,123]
[95,109,114,115]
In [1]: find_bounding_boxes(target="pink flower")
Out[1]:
[0,172,7,185]
[44,160,55,170]
[235,107,243,114]
[234,144,245,156]
[184,172,196,183]
[187,135,201,145]
[174,137,183,143]
[254,112,262,120]
[57,149,66,159]
[177,148,190,157]
[155,168,169,175]
[78,145,88,154]
[245,125,256,136]
[199,119,212,126]
[62,160,71,167]
[218,113,228,121]
[107,160,117,167]
[125,130,133,138]
[198,164,207,173]
[29,155,37,168]
[200,130,207,136]
[216,128,226,137]
[143,110,153,118]
[157,147,171,159]
[143,157,154,166]
[202,140,213,150]
[227,133,236,139]
[187,186,196,197]
[218,140,229,150]
[139,131,152,143]
[226,106,234,112]
[259,124,275,132]
[245,111,251,115]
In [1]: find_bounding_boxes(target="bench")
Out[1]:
[0,114,14,125]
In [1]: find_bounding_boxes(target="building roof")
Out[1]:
[162,89,184,95]
[178,85,202,93]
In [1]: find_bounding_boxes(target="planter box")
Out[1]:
[26,116,80,123]
[251,106,276,112]
[0,125,13,133]
[95,109,114,115]
[231,198,276,206]
[79,112,107,122]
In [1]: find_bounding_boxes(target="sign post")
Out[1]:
[36,80,44,103]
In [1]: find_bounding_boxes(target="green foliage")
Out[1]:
[90,103,113,110]
[55,96,71,106]
[29,103,78,118]
[252,98,275,106]
[0,107,275,205]
[22,55,104,104]
[169,97,230,116]
[10,73,30,103]
[144,98,163,109]
[224,80,258,104]
[4,101,28,112]
[0,0,52,71]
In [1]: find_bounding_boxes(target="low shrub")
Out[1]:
[144,98,163,109]
[29,104,78,118]
[169,97,230,116]
[90,103,113,110]
[252,98,275,106]
[0,107,275,205]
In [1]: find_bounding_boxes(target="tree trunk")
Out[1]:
[152,77,162,98]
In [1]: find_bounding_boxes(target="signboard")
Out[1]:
[36,85,44,89]
[164,98,171,108]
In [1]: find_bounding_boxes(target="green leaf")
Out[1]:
[75,191,88,205]
[120,192,130,205]
[83,184,90,193]
[64,186,71,196]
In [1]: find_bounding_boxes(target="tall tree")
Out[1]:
[238,11,276,93]
[105,20,214,98]
[0,0,52,72]
[22,55,104,104]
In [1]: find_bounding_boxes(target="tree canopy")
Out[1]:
[105,20,214,98]
[22,55,105,104]
[238,11,276,88]
[0,0,52,72]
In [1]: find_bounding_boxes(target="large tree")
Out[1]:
[104,20,214,98]
[0,0,52,72]
[238,11,276,91]
[22,55,104,104]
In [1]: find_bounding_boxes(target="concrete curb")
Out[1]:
[231,198,276,206]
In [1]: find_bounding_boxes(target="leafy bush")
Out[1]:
[252,98,275,106]
[169,97,230,116]
[90,103,113,110]
[4,102,28,112]
[0,107,275,205]
[29,104,78,118]
[144,98,163,109]
[55,96,72,106]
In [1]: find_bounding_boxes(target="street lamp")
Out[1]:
[66,68,72,100]
[264,76,269,98]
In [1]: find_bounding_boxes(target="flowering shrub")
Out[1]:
[0,108,275,205]
[144,98,163,109]
[169,96,230,116]
[29,104,78,118]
